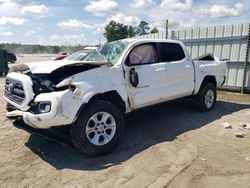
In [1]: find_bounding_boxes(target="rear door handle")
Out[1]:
[155,68,166,72]
[185,65,191,68]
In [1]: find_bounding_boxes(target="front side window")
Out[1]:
[159,43,185,62]
[129,44,158,65]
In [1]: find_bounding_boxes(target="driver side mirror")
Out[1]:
[129,68,139,87]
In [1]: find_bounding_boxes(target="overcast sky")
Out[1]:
[0,0,249,46]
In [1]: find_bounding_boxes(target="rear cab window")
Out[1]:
[158,42,186,62]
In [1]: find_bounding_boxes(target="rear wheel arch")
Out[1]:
[193,74,218,112]
[192,82,217,112]
[201,75,217,88]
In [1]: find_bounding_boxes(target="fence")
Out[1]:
[131,22,250,93]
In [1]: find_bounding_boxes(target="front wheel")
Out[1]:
[192,82,217,112]
[70,100,124,156]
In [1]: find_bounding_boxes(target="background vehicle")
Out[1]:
[52,47,96,61]
[7,52,17,63]
[52,52,68,60]
[4,39,226,156]
[63,49,95,61]
[0,49,9,74]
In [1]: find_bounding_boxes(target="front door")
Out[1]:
[125,43,169,109]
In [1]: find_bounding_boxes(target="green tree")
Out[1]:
[52,46,61,54]
[138,21,150,35]
[128,26,139,38]
[104,21,129,42]
[150,27,159,34]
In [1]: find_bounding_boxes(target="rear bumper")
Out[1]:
[6,90,84,129]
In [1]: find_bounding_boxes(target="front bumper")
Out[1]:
[6,89,83,129]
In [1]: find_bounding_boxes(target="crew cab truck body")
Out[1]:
[4,39,226,156]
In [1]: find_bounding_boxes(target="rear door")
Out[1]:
[125,43,169,109]
[157,42,195,98]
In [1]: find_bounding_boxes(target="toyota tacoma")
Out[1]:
[4,39,226,156]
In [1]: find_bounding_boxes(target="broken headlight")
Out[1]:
[56,77,73,88]
[56,77,76,91]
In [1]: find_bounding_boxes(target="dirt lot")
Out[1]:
[1,55,250,188]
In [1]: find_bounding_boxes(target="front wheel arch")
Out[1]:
[87,91,126,114]
[73,91,126,130]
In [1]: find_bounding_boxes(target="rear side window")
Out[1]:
[159,43,185,62]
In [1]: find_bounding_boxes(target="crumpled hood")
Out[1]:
[25,60,107,74]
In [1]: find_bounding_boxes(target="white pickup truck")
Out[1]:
[4,39,226,156]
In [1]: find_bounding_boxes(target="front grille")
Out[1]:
[4,78,25,104]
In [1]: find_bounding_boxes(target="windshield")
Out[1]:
[83,40,129,65]
[64,51,89,61]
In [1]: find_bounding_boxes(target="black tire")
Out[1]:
[6,103,16,112]
[6,103,17,119]
[11,60,15,63]
[192,82,217,112]
[70,100,124,156]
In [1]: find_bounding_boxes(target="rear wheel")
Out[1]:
[192,82,217,112]
[70,100,124,156]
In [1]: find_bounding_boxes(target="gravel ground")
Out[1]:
[0,55,250,188]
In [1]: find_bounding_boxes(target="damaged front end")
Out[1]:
[5,62,102,129]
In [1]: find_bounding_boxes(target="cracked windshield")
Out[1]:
[84,40,129,65]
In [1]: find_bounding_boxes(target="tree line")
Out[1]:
[0,43,88,54]
[104,20,159,42]
[0,20,158,54]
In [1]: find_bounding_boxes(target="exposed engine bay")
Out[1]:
[10,63,102,95]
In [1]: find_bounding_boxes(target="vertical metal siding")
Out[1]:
[131,23,250,91]
[198,43,206,57]
[221,42,231,60]
[247,66,250,87]
[216,26,224,37]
